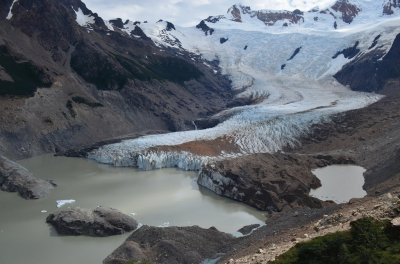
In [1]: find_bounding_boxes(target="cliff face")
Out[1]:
[335,33,400,92]
[0,0,232,159]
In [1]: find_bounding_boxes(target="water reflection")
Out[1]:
[0,155,264,264]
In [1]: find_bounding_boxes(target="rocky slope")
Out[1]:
[0,155,55,199]
[223,190,400,264]
[0,0,233,159]
[80,0,400,212]
[198,153,353,212]
[104,225,234,264]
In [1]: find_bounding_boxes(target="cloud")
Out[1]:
[83,0,337,26]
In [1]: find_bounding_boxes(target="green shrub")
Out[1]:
[272,217,400,264]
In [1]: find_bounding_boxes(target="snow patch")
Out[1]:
[104,20,114,31]
[73,8,95,28]
[6,0,18,20]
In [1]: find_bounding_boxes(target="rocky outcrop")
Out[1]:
[331,0,360,23]
[335,33,400,92]
[228,5,244,22]
[198,153,353,212]
[104,225,234,264]
[0,45,53,97]
[255,9,304,26]
[46,207,138,236]
[238,224,261,235]
[0,155,55,199]
[332,41,360,59]
[196,20,215,36]
[227,4,304,26]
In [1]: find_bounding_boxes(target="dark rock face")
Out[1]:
[205,15,224,23]
[0,45,53,97]
[331,0,360,23]
[255,9,304,26]
[196,20,215,36]
[383,0,400,15]
[237,224,260,235]
[131,26,150,40]
[287,47,302,61]
[198,153,354,212]
[0,155,55,199]
[332,41,360,59]
[46,207,138,236]
[220,37,229,44]
[110,18,124,29]
[369,35,381,49]
[104,225,234,264]
[227,5,304,26]
[165,21,176,31]
[335,33,400,92]
[229,5,243,22]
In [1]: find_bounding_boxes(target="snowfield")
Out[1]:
[89,2,400,170]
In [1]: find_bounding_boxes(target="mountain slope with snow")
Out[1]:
[88,0,400,170]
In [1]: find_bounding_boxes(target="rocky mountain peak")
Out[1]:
[330,0,360,23]
[383,0,400,15]
[227,4,251,22]
[226,4,304,26]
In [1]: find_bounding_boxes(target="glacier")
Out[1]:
[88,2,400,171]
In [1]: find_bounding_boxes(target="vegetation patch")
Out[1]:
[272,217,400,264]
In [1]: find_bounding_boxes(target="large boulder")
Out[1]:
[46,207,138,236]
[0,155,55,199]
[104,225,234,264]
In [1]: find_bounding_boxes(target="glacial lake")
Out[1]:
[310,165,367,203]
[0,155,264,264]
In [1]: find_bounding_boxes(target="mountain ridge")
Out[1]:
[0,0,233,159]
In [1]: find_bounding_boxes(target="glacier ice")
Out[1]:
[88,6,400,171]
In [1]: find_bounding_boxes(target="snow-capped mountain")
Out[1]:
[0,0,232,158]
[87,0,400,170]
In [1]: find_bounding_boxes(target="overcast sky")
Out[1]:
[83,0,337,26]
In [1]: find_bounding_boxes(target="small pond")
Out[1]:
[310,165,367,204]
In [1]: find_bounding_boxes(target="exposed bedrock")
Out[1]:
[103,225,234,264]
[335,33,400,92]
[46,207,138,236]
[198,153,354,212]
[0,155,55,199]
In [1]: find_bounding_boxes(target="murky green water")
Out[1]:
[0,155,264,264]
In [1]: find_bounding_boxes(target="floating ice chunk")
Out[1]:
[56,200,76,208]
[6,0,18,20]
